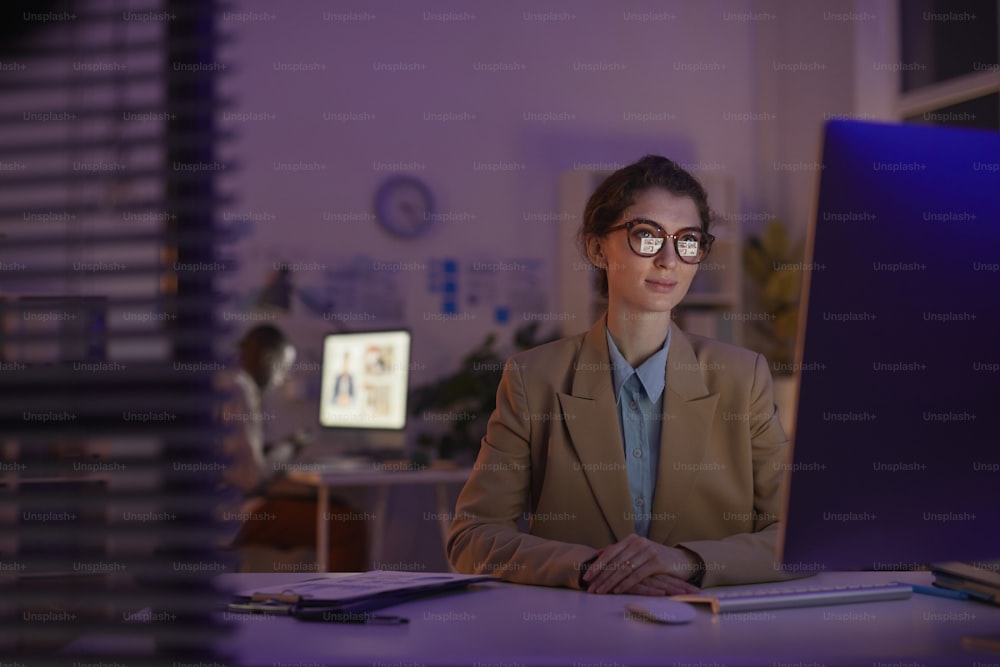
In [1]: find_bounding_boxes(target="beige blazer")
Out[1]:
[447,315,791,589]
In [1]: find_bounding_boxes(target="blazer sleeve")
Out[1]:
[676,352,796,586]
[447,360,597,589]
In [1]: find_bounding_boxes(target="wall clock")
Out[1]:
[373,175,435,238]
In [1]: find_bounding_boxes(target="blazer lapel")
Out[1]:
[558,315,633,542]
[647,321,719,545]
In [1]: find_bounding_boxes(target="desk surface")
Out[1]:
[215,571,1000,667]
[284,464,472,486]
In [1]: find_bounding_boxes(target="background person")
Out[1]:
[219,324,365,571]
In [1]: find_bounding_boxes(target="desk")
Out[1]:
[284,465,471,571]
[215,570,1000,666]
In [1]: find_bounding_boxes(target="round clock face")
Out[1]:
[374,175,435,238]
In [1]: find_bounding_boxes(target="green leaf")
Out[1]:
[743,239,772,284]
[761,220,789,259]
[763,268,801,304]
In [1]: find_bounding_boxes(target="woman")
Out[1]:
[447,156,789,596]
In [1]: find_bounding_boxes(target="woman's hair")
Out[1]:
[578,155,713,298]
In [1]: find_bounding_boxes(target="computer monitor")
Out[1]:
[318,329,411,432]
[780,120,1000,571]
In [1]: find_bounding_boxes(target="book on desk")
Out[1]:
[931,560,1000,605]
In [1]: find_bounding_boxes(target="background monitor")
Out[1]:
[318,329,411,432]
[780,120,1000,571]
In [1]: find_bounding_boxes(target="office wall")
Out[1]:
[217,0,881,570]
[219,0,763,411]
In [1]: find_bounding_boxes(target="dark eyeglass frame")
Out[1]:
[606,218,715,265]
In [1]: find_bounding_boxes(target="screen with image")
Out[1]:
[318,329,411,431]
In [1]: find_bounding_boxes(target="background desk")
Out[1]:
[215,570,1000,666]
[284,466,471,571]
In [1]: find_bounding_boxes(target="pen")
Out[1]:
[228,601,294,614]
[896,582,970,601]
[292,608,409,624]
[355,615,408,625]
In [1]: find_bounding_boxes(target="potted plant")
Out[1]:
[742,219,804,374]
[743,219,805,437]
[409,321,556,465]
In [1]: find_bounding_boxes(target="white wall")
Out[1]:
[221,0,885,569]
[221,0,770,451]
[751,0,895,237]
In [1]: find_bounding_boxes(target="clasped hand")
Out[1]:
[582,534,701,596]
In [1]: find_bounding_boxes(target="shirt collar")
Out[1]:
[605,327,671,404]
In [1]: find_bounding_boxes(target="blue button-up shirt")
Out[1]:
[606,328,671,537]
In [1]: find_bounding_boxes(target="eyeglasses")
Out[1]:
[606,218,714,265]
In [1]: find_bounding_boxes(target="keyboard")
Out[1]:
[672,582,912,613]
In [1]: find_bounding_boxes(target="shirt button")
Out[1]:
[632,448,642,458]
[629,400,638,411]
[635,497,645,507]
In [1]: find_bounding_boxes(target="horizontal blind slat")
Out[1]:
[1,0,234,660]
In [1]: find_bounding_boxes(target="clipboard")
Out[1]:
[228,570,494,620]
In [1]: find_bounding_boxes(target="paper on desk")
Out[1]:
[234,570,493,606]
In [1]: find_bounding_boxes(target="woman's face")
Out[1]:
[588,187,701,320]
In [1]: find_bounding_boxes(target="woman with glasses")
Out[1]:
[448,155,789,595]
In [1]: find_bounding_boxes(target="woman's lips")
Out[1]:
[645,278,678,291]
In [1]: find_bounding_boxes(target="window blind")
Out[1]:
[0,0,235,662]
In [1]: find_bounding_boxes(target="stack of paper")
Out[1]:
[931,561,1000,605]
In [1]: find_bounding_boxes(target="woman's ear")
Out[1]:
[585,235,606,269]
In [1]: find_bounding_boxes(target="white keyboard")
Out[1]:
[672,582,912,613]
